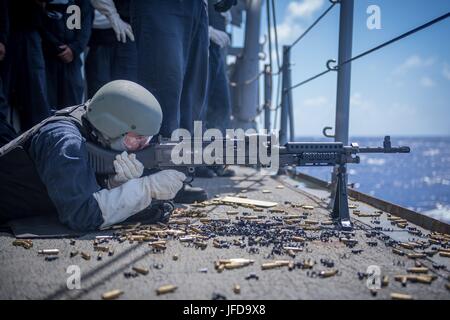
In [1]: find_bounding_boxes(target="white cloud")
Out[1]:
[420,76,435,88]
[303,96,328,107]
[350,92,366,108]
[287,0,325,19]
[393,55,435,75]
[273,0,324,43]
[443,63,450,80]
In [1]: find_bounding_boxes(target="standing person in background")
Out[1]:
[129,0,210,203]
[198,0,235,178]
[2,0,51,131]
[0,0,17,145]
[42,0,93,109]
[86,0,137,98]
[0,0,9,121]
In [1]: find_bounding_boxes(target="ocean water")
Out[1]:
[295,137,450,224]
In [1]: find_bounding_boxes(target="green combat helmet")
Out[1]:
[86,80,162,141]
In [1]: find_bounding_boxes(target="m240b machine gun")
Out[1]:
[86,136,410,230]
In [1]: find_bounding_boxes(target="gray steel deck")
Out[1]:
[0,167,449,300]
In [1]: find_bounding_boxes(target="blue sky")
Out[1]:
[230,0,450,137]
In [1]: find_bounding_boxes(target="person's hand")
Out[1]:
[146,170,186,200]
[58,45,74,63]
[108,151,144,188]
[209,26,230,48]
[0,42,5,61]
[109,13,134,43]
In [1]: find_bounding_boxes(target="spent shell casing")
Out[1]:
[132,266,149,275]
[233,284,241,294]
[13,240,33,249]
[319,269,338,278]
[407,267,428,274]
[102,289,123,300]
[439,251,450,258]
[407,253,426,259]
[156,285,177,295]
[390,293,413,300]
[81,252,91,260]
[381,275,389,287]
[94,245,110,252]
[70,250,79,258]
[38,249,59,255]
[392,248,405,256]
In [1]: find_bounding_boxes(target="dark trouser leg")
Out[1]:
[131,0,202,137]
[111,40,138,83]
[61,57,84,108]
[205,43,231,133]
[179,3,209,133]
[85,45,113,99]
[7,31,50,130]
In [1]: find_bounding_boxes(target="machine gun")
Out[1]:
[86,136,410,230]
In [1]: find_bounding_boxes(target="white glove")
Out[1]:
[90,0,134,43]
[209,26,231,48]
[146,170,186,200]
[94,170,186,228]
[108,151,144,188]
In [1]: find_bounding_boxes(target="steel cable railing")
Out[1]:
[285,11,450,93]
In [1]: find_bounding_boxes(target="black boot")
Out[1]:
[123,201,174,225]
[195,166,217,178]
[214,165,235,177]
[174,185,208,204]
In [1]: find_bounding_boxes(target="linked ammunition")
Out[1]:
[132,266,149,275]
[390,293,413,300]
[38,249,59,255]
[156,285,177,295]
[102,289,123,300]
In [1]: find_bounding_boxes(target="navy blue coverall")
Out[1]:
[42,0,93,109]
[0,119,104,231]
[204,1,232,133]
[85,0,137,98]
[2,0,51,130]
[130,0,209,137]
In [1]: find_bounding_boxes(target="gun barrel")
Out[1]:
[358,146,411,153]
